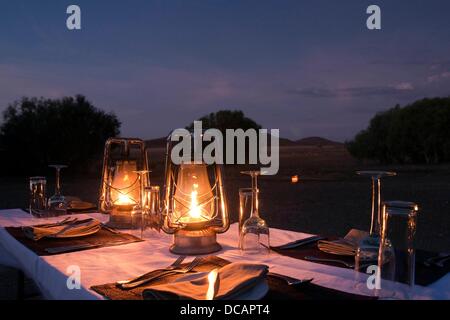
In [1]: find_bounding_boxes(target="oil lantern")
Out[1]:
[162,132,229,255]
[99,138,149,228]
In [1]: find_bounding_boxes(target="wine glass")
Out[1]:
[239,170,270,254]
[356,171,397,238]
[47,165,68,210]
[353,171,396,296]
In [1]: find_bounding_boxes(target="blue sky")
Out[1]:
[1,0,449,141]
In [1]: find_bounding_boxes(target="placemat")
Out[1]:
[272,237,449,287]
[91,256,375,300]
[5,224,142,256]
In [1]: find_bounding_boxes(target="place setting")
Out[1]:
[5,216,142,256]
[90,254,372,301]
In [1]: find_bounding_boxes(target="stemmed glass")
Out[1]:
[239,170,270,254]
[354,171,396,273]
[356,171,397,237]
[47,165,68,210]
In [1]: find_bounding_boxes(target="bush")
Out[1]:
[347,97,450,164]
[0,95,120,175]
[186,110,262,132]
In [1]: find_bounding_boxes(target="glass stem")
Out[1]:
[55,168,61,196]
[369,177,382,236]
[377,178,381,235]
[140,173,145,210]
[251,174,259,218]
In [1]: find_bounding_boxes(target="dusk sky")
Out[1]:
[1,0,449,141]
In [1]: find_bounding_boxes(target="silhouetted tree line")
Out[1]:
[347,97,450,164]
[0,95,120,175]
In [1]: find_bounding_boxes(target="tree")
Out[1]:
[186,110,262,132]
[347,97,450,164]
[0,95,120,174]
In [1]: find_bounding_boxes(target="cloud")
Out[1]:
[394,82,414,91]
[288,83,415,98]
[368,59,450,71]
[427,71,450,83]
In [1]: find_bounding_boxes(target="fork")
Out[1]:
[116,256,186,286]
[32,218,82,240]
[119,256,204,289]
[30,217,74,228]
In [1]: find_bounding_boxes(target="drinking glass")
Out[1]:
[378,201,419,287]
[238,188,253,239]
[239,171,270,254]
[141,185,162,238]
[29,176,47,215]
[47,165,68,210]
[356,171,397,237]
[129,170,150,237]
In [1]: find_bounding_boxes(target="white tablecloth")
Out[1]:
[0,209,449,300]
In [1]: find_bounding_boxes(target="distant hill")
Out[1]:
[145,136,341,148]
[295,137,342,146]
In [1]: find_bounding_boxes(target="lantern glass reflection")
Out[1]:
[110,160,139,207]
[173,163,215,225]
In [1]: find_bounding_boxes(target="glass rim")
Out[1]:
[29,176,46,180]
[239,187,259,193]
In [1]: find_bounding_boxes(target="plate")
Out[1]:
[45,219,102,238]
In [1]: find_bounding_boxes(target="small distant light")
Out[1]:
[291,175,299,184]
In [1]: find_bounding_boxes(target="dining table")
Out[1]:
[0,208,449,300]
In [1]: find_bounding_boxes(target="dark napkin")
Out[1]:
[91,256,375,300]
[272,236,450,287]
[5,225,142,256]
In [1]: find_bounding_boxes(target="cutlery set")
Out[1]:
[117,256,205,289]
[115,255,314,291]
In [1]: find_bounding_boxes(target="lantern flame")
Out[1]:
[117,193,134,205]
[190,190,201,218]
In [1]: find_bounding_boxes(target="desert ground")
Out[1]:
[1,144,450,299]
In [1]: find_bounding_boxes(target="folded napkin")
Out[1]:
[142,262,268,300]
[318,229,369,256]
[22,218,101,241]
